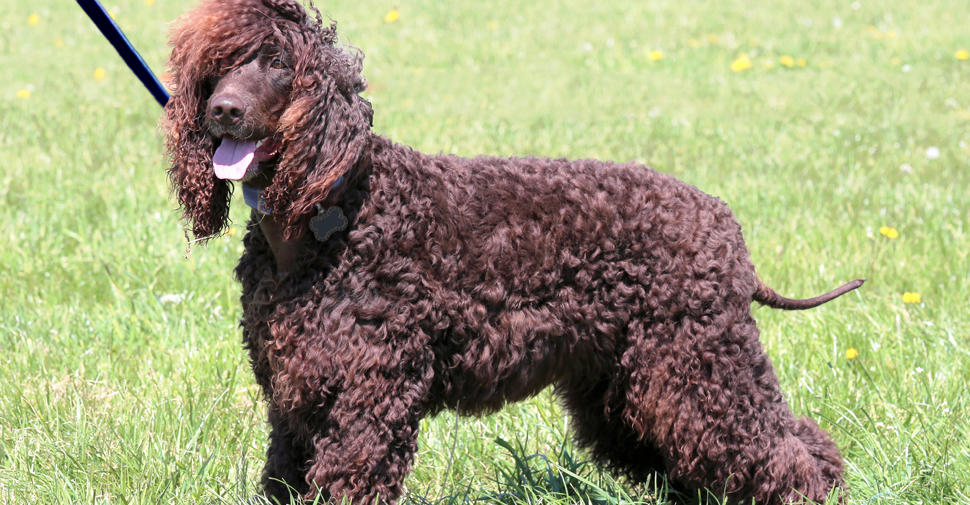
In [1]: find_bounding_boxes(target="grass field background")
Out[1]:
[1,0,968,503]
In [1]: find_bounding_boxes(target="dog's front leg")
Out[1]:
[301,354,430,505]
[258,310,431,505]
[262,406,313,503]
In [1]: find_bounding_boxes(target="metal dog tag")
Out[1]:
[310,205,348,242]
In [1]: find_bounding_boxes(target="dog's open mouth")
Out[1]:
[213,135,282,180]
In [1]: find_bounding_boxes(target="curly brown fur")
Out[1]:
[164,1,861,504]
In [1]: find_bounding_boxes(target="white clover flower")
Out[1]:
[160,293,184,305]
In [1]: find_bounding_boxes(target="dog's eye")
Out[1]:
[271,57,287,69]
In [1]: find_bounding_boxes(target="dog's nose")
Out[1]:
[209,94,246,126]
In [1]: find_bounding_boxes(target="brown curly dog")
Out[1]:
[163,0,863,503]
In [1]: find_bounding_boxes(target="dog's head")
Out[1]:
[163,0,373,241]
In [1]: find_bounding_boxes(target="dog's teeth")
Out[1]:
[256,140,264,148]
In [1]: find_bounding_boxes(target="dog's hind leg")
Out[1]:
[622,310,844,504]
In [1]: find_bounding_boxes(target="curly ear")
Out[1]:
[262,39,373,241]
[163,86,232,241]
[161,4,242,241]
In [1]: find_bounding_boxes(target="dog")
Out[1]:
[163,0,862,503]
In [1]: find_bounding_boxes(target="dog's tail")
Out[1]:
[753,278,865,310]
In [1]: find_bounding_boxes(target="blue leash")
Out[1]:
[76,0,170,107]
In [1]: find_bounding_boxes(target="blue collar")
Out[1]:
[243,175,346,215]
[243,181,349,242]
[242,184,272,214]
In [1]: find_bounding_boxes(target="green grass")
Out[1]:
[1,0,968,503]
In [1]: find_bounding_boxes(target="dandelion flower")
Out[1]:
[902,292,921,304]
[55,38,64,48]
[886,30,896,39]
[28,13,40,25]
[145,0,155,5]
[780,55,795,67]
[731,54,752,72]
[648,50,664,61]
[879,226,899,239]
[94,67,106,80]
[845,348,859,360]
[957,49,970,60]
[384,9,399,23]
[796,58,807,67]
[16,89,31,99]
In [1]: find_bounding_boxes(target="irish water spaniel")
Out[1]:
[163,0,863,503]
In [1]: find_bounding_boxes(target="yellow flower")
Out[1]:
[28,13,40,25]
[707,34,719,43]
[55,38,64,48]
[730,54,752,72]
[224,227,238,237]
[902,292,921,304]
[796,58,807,67]
[145,0,155,5]
[648,50,664,61]
[886,30,896,40]
[780,55,794,67]
[94,67,106,80]
[845,348,859,360]
[956,49,970,60]
[879,226,899,239]
[16,89,31,99]
[384,9,399,23]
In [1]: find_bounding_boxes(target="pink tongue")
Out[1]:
[213,137,257,180]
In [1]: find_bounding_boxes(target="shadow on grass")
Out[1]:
[402,437,726,505]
